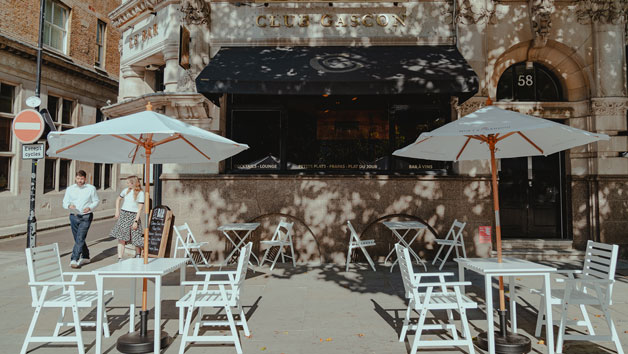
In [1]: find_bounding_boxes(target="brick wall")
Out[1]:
[0,0,120,78]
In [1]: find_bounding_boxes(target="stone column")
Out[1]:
[163,45,181,92]
[119,65,145,100]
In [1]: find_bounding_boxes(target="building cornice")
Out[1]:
[101,92,216,120]
[109,0,180,31]
[0,34,118,92]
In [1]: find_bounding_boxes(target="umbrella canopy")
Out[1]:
[392,104,609,320]
[393,106,608,161]
[47,110,248,163]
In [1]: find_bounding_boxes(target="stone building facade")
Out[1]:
[104,0,628,263]
[0,0,121,237]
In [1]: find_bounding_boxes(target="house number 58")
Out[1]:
[517,74,534,86]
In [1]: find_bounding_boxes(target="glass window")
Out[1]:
[231,110,281,171]
[93,163,101,189]
[0,118,11,152]
[61,99,72,124]
[497,62,563,102]
[47,95,59,122]
[95,20,106,67]
[43,0,68,53]
[96,108,103,123]
[0,83,14,113]
[104,163,112,189]
[44,159,56,193]
[59,159,71,190]
[0,156,9,191]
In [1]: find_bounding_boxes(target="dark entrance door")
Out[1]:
[498,153,565,238]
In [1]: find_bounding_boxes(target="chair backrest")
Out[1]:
[25,243,64,306]
[582,240,619,303]
[234,242,253,290]
[444,219,466,242]
[271,220,294,243]
[174,223,196,245]
[395,243,417,300]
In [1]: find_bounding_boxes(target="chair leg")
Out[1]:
[289,241,296,267]
[459,306,475,354]
[225,306,243,354]
[601,304,624,354]
[70,303,85,354]
[102,306,111,338]
[238,304,250,337]
[53,307,65,337]
[556,288,571,354]
[440,246,455,271]
[20,305,43,354]
[345,246,353,272]
[399,303,412,342]
[410,307,429,354]
[260,247,271,267]
[432,245,444,266]
[579,304,595,335]
[179,305,195,354]
[270,247,282,270]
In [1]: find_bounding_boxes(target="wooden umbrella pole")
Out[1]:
[488,136,506,312]
[141,146,151,312]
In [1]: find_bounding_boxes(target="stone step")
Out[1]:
[499,239,574,250]
[492,248,584,261]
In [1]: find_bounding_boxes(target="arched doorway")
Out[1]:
[496,62,567,239]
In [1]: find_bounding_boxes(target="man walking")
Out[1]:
[63,170,100,268]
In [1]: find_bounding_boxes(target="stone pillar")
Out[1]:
[119,65,145,100]
[163,45,181,92]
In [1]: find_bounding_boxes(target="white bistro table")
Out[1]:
[457,257,557,354]
[382,221,428,272]
[93,258,188,354]
[218,222,261,268]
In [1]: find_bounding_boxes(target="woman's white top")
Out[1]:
[120,188,145,213]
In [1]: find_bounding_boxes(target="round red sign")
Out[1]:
[12,109,45,144]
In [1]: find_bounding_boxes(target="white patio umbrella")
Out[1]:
[393,104,609,350]
[47,103,248,350]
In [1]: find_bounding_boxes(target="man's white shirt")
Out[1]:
[63,184,100,215]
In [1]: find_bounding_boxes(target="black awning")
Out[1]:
[196,46,478,103]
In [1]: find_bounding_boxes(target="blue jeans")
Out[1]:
[70,213,93,261]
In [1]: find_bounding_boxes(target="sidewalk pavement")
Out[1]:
[1,219,627,353]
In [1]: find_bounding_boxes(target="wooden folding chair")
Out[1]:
[345,221,376,272]
[259,220,295,270]
[395,243,476,354]
[432,219,467,270]
[532,240,623,354]
[174,223,210,272]
[21,243,113,354]
[177,242,252,354]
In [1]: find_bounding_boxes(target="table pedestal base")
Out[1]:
[117,310,169,353]
[477,310,531,354]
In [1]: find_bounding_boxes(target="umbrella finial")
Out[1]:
[486,96,493,106]
[146,102,153,111]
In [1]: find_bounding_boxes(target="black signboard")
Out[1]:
[147,205,173,258]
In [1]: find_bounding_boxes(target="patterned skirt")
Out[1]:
[110,210,143,247]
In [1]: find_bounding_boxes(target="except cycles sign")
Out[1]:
[12,109,45,144]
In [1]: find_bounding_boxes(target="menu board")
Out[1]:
[147,205,173,258]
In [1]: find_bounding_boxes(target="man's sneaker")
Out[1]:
[70,260,80,269]
[79,258,90,266]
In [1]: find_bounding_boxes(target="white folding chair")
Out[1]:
[432,219,467,270]
[531,240,623,354]
[21,243,114,354]
[395,243,476,354]
[259,220,296,270]
[177,242,253,354]
[174,223,210,272]
[345,221,376,272]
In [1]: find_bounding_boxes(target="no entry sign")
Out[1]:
[12,109,45,144]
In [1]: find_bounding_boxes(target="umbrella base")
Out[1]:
[476,331,531,354]
[116,331,169,353]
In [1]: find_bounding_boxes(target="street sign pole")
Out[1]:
[26,0,46,248]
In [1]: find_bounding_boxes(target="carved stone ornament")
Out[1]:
[576,0,628,25]
[180,0,211,26]
[110,0,165,29]
[530,0,555,48]
[456,0,497,25]
[177,69,198,93]
[591,97,628,116]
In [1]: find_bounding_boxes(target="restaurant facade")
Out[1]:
[104,0,628,262]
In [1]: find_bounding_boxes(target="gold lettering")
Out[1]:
[320,14,333,27]
[350,15,359,27]
[392,14,406,27]
[269,15,280,27]
[335,16,347,27]
[284,15,294,28]
[361,14,373,27]
[256,15,267,27]
[298,15,309,27]
[376,15,388,27]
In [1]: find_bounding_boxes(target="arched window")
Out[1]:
[496,62,563,102]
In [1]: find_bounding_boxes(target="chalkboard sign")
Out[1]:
[147,205,173,258]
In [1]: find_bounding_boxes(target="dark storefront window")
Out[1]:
[497,62,562,102]
[227,95,451,174]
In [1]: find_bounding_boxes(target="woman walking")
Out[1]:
[110,175,145,261]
